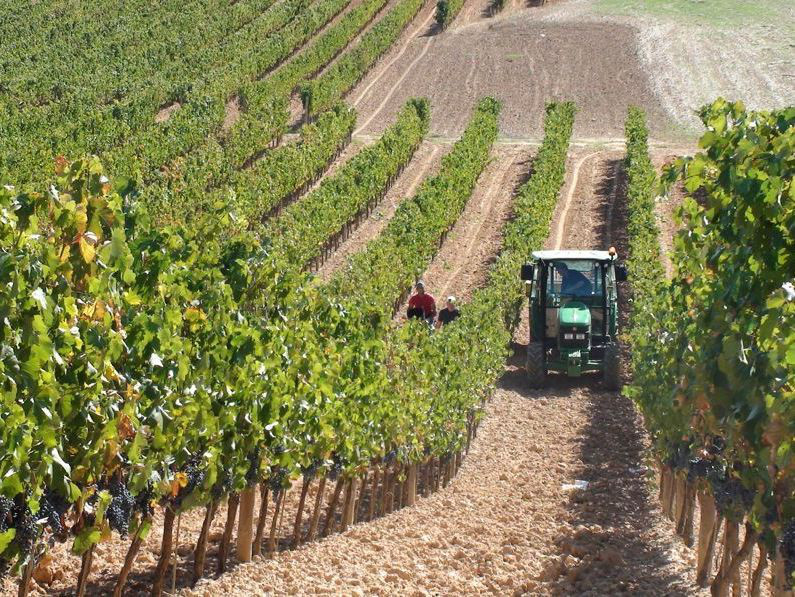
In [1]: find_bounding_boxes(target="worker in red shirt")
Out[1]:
[407,280,437,325]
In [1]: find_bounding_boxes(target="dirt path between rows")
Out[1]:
[394,145,530,316]
[314,140,448,281]
[173,146,704,597]
[651,154,687,279]
[351,0,438,134]
[517,147,704,595]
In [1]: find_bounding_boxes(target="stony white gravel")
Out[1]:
[182,351,702,596]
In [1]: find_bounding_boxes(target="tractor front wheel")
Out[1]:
[526,342,546,388]
[603,343,621,391]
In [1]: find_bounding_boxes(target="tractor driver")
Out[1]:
[407,280,437,324]
[556,262,592,295]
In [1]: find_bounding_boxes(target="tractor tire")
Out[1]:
[604,343,621,391]
[526,342,546,388]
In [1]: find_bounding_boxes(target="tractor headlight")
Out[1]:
[576,333,586,340]
[564,333,574,340]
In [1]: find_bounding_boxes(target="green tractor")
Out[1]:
[520,249,627,390]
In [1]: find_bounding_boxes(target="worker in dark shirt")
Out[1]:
[407,281,437,325]
[436,296,460,328]
[556,262,592,295]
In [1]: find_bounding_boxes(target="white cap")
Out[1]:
[447,296,456,303]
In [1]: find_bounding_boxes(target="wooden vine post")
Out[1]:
[115,515,153,595]
[253,483,269,556]
[341,478,356,531]
[773,546,795,597]
[76,544,96,597]
[291,477,312,548]
[322,478,344,537]
[660,466,674,520]
[696,490,720,587]
[237,486,256,562]
[17,559,34,597]
[711,522,758,597]
[266,489,285,556]
[355,471,369,523]
[750,544,767,596]
[367,469,380,522]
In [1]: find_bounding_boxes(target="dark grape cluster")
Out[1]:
[269,466,287,496]
[781,520,795,589]
[705,436,725,456]
[687,457,722,483]
[382,450,397,466]
[245,448,261,485]
[38,490,70,539]
[135,483,156,518]
[11,500,38,555]
[0,497,11,533]
[106,479,135,537]
[212,473,232,501]
[328,454,344,481]
[0,497,12,573]
[302,460,321,481]
[711,475,754,519]
[174,455,206,508]
[666,441,691,471]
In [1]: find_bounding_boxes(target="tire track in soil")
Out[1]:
[393,145,529,321]
[352,7,437,135]
[350,3,436,111]
[549,150,601,250]
[314,140,447,281]
[530,149,704,595]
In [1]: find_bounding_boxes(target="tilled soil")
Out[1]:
[532,0,795,133]
[315,139,449,281]
[351,7,672,140]
[546,148,625,251]
[394,144,531,316]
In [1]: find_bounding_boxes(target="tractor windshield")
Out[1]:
[547,260,603,299]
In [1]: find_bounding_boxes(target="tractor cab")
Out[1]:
[520,249,627,389]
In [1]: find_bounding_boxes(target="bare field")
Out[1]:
[353,16,673,140]
[351,0,793,141]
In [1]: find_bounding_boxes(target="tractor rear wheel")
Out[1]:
[604,342,621,391]
[526,342,546,388]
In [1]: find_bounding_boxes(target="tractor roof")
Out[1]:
[531,250,614,262]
